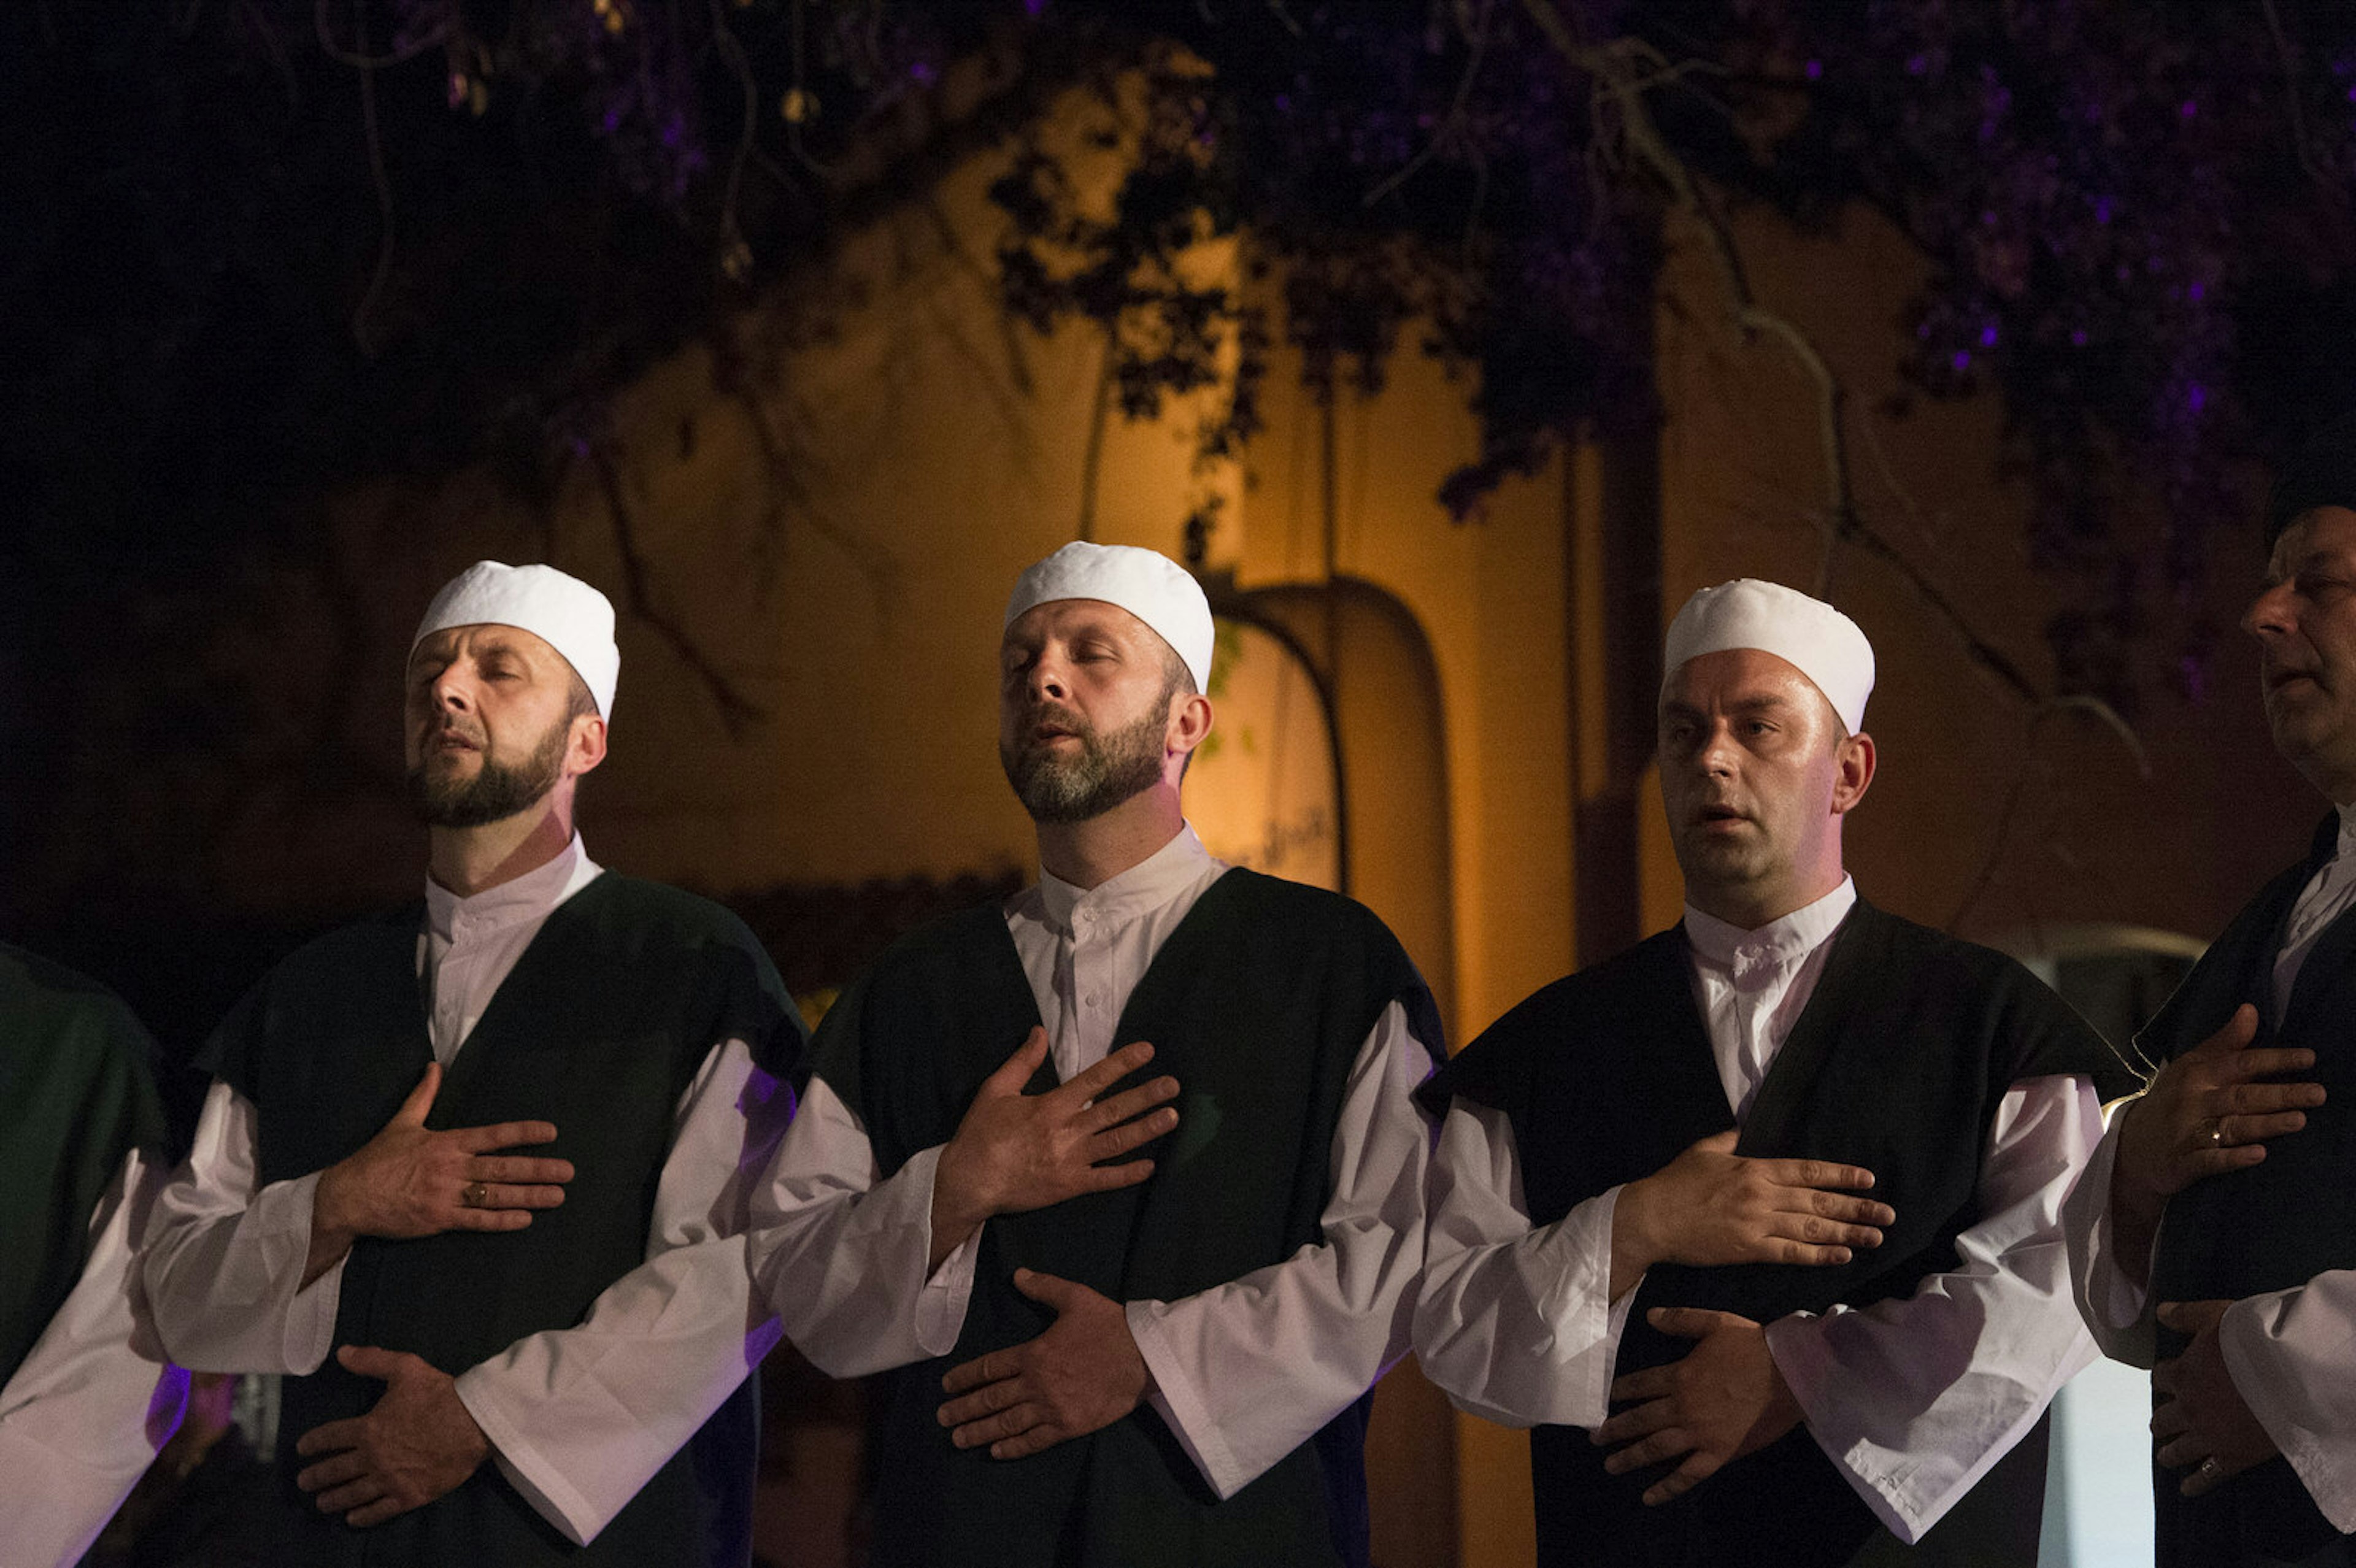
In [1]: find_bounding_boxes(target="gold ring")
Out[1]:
[2208,1120,2226,1148]
[463,1180,490,1208]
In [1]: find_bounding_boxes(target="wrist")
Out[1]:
[309,1164,358,1250]
[1606,1182,1658,1299]
[928,1143,994,1249]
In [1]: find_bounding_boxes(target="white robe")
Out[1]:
[141,836,787,1545]
[749,824,1439,1499]
[0,1150,187,1567]
[1413,878,2104,1543]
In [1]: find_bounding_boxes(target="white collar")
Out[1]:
[425,832,594,943]
[1684,876,1857,987]
[1038,824,1214,936]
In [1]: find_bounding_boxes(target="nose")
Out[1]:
[1695,720,1738,778]
[428,665,475,715]
[2244,580,2295,644]
[1026,652,1069,704]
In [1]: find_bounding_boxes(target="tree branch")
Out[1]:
[1949,694,2150,931]
[585,437,767,734]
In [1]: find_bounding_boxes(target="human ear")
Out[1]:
[567,713,609,778]
[1830,731,1875,813]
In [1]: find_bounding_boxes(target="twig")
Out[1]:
[1949,694,2150,931]
[723,383,902,610]
[2258,0,2330,190]
[1523,0,2155,929]
[1522,2,2058,705]
[706,0,760,264]
[349,0,396,355]
[239,0,301,114]
[1364,0,1493,209]
[314,0,447,69]
[585,439,767,734]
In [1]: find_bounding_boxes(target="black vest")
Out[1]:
[811,869,1440,1568]
[0,944,166,1385]
[205,874,798,1567]
[1427,901,2133,1568]
[2142,815,2356,1566]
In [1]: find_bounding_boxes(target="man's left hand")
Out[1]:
[1595,1308,1803,1505]
[937,1269,1151,1459]
[293,1346,491,1526]
[2154,1298,2279,1496]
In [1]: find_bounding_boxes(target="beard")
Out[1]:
[999,699,1169,824]
[407,714,570,828]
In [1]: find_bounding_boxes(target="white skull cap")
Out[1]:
[1663,578,1874,733]
[1004,542,1215,691]
[414,561,620,720]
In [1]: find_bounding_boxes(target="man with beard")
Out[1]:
[2062,437,2356,1567]
[750,541,1443,1567]
[142,561,800,1566]
[1413,580,2132,1566]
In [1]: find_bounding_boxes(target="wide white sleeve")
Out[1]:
[140,1078,344,1375]
[1763,1073,2103,1545]
[1122,1001,1438,1500]
[2215,1276,2356,1531]
[746,1074,980,1378]
[452,1038,789,1547]
[2059,1104,2160,1367]
[0,1149,190,1567]
[1411,1101,1636,1429]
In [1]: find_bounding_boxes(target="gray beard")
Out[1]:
[1000,702,1167,824]
[407,717,569,828]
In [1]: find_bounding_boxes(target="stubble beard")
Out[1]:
[1000,701,1169,825]
[407,715,570,828]
[1672,817,1785,909]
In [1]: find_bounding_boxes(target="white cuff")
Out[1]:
[909,1146,979,1358]
[272,1174,347,1372]
[2218,1290,2356,1532]
[1127,1299,1244,1499]
[1574,1188,1640,1427]
[455,1375,595,1546]
[1766,1310,1925,1545]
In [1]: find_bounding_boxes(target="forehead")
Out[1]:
[1660,647,1829,715]
[2271,505,2356,578]
[409,622,563,670]
[1001,597,1158,652]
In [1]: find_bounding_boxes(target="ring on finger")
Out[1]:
[463,1180,490,1208]
[2204,1118,2225,1148]
[2198,1456,2222,1480]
